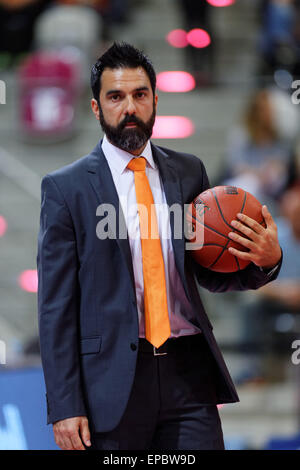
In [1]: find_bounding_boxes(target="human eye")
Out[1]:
[135,91,146,99]
[110,94,121,102]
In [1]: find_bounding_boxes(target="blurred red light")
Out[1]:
[18,269,38,293]
[0,215,7,237]
[152,116,195,139]
[187,29,211,48]
[206,0,235,6]
[157,71,196,92]
[166,29,188,48]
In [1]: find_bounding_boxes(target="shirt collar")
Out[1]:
[102,134,156,174]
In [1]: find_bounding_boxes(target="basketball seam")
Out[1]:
[212,187,238,231]
[202,243,227,247]
[211,188,248,239]
[191,214,229,241]
[206,188,246,271]
[208,239,230,269]
[239,191,247,214]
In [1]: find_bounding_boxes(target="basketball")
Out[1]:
[185,186,266,273]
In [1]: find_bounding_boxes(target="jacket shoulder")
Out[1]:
[40,146,97,204]
[154,144,206,170]
[45,153,90,182]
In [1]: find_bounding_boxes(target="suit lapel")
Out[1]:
[86,141,135,287]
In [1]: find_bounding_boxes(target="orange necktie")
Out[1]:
[127,157,171,348]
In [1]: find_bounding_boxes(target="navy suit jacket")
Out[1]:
[37,140,280,432]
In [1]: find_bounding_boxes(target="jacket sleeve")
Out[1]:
[189,159,282,293]
[37,174,87,424]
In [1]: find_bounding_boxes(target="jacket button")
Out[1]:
[130,343,137,351]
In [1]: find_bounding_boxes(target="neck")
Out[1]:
[129,142,148,156]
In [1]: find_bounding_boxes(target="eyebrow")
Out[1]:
[105,86,150,97]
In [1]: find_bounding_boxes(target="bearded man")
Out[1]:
[37,42,282,451]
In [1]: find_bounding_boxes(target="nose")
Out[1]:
[124,96,137,116]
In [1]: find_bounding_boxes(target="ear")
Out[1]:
[91,98,100,120]
[154,93,158,110]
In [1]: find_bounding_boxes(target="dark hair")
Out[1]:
[90,42,156,102]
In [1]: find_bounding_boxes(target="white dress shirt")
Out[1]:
[102,135,200,338]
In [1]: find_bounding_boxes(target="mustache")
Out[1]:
[119,115,146,131]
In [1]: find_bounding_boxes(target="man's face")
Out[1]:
[91,67,158,154]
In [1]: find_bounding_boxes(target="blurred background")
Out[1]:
[0,0,300,450]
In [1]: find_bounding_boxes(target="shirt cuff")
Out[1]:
[259,261,281,277]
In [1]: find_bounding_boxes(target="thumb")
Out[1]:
[79,418,91,447]
[262,204,273,227]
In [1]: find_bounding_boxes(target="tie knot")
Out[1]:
[127,157,146,172]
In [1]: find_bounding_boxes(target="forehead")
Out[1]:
[100,67,152,92]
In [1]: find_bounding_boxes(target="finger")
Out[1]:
[228,231,255,250]
[228,246,253,261]
[57,426,78,450]
[61,435,76,450]
[262,205,275,228]
[230,219,260,242]
[53,429,70,450]
[235,213,265,235]
[80,419,91,448]
[54,434,64,450]
[70,430,86,451]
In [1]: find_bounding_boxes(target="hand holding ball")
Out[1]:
[186,186,267,273]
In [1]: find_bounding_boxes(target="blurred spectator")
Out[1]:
[259,0,300,80]
[0,0,52,62]
[54,0,110,27]
[176,0,215,87]
[56,0,105,4]
[259,187,300,308]
[17,49,82,141]
[34,2,103,84]
[34,0,131,67]
[55,0,128,24]
[99,0,129,25]
[236,186,300,384]
[0,0,123,67]
[287,138,300,188]
[54,0,130,37]
[221,88,295,208]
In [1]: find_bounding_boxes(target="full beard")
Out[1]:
[98,105,156,152]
